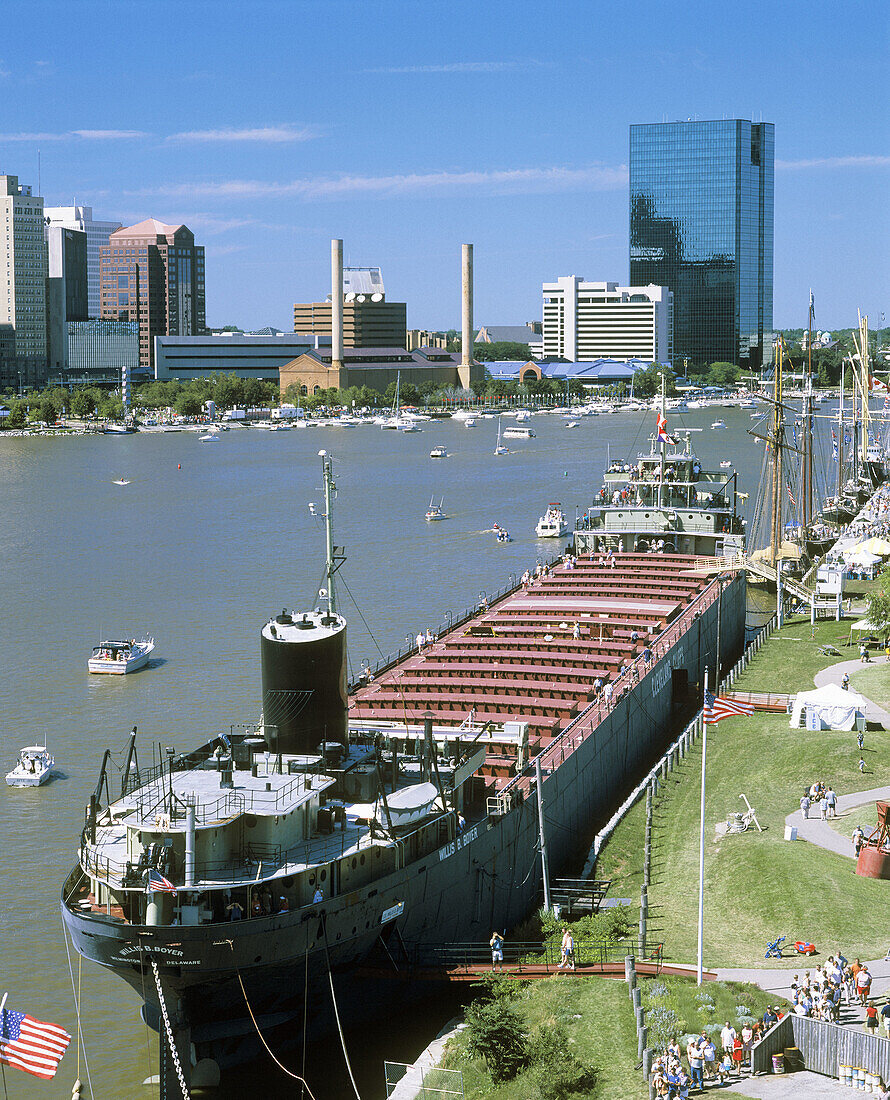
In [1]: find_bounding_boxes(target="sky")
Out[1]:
[1,0,887,334]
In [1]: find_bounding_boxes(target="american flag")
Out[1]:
[0,1006,70,1080]
[704,691,754,724]
[787,484,796,507]
[656,412,676,445]
[831,430,838,460]
[146,868,177,895]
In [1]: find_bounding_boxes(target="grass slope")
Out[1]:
[596,612,890,969]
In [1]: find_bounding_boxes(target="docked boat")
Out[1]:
[429,446,448,458]
[88,637,155,675]
[503,426,535,439]
[62,453,747,1094]
[103,423,136,435]
[425,497,447,521]
[6,745,54,787]
[535,502,569,538]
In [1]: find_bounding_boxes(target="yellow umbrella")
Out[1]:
[859,536,890,556]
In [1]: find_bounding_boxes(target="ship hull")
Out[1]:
[62,572,746,1073]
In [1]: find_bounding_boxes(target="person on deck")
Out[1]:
[489,931,505,972]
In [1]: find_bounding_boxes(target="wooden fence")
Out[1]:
[752,1014,890,1084]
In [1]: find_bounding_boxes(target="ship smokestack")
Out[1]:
[460,243,473,389]
[331,238,344,374]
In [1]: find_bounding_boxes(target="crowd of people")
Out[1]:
[785,955,878,1021]
[650,1017,773,1096]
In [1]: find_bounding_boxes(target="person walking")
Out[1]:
[687,1038,704,1091]
[826,786,838,818]
[842,672,850,690]
[857,965,873,1006]
[800,793,811,820]
[865,1002,879,1034]
[559,927,575,970]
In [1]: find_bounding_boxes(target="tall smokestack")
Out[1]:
[331,238,343,373]
[460,243,473,388]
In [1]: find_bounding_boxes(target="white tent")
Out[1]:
[790,683,866,731]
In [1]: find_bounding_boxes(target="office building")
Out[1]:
[46,225,88,378]
[67,320,139,385]
[629,119,774,370]
[154,332,324,381]
[100,219,205,373]
[44,205,123,318]
[541,278,672,363]
[406,329,448,351]
[0,174,48,390]
[293,299,407,349]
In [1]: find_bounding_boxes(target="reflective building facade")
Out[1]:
[629,120,774,371]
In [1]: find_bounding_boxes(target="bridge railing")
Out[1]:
[405,938,664,974]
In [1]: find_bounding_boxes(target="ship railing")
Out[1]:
[128,770,318,828]
[409,939,666,974]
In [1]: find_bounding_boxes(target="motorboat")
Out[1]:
[494,417,509,456]
[199,429,220,442]
[112,478,131,486]
[493,524,512,543]
[711,419,727,430]
[535,503,569,539]
[464,418,477,428]
[425,497,447,521]
[6,745,54,787]
[565,421,578,429]
[429,446,447,459]
[88,637,155,675]
[720,461,732,468]
[102,423,135,435]
[503,426,536,439]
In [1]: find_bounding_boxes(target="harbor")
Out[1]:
[1,399,887,1097]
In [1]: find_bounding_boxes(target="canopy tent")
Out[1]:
[790,683,866,731]
[843,549,881,565]
[851,618,880,632]
[858,536,890,556]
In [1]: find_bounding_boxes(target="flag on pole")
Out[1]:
[656,412,676,445]
[809,288,815,320]
[831,430,838,460]
[146,868,177,895]
[869,374,888,393]
[787,484,796,507]
[0,1005,71,1080]
[703,691,754,724]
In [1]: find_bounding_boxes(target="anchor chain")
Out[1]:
[150,959,190,1100]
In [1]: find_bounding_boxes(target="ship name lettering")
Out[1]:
[439,823,479,861]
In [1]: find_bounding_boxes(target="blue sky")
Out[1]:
[1,0,887,333]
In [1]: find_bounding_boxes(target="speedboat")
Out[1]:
[112,478,131,485]
[425,497,447,521]
[199,430,220,442]
[6,745,54,787]
[429,446,448,458]
[565,421,578,429]
[464,418,477,428]
[535,503,568,538]
[720,461,732,468]
[711,419,727,430]
[493,526,512,543]
[503,426,536,439]
[88,637,155,675]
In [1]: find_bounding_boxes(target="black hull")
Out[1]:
[62,573,747,1073]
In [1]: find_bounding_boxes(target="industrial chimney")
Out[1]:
[331,238,344,375]
[460,243,473,389]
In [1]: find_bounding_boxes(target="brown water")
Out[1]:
[0,405,823,1097]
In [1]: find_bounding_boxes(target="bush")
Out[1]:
[529,1019,597,1100]
[464,998,530,1085]
[648,1006,684,1048]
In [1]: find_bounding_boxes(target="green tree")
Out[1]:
[6,402,27,428]
[212,372,245,410]
[707,362,741,386]
[632,364,677,398]
[31,396,58,424]
[529,1019,597,1100]
[242,378,269,407]
[99,393,125,420]
[70,390,97,419]
[473,341,532,362]
[175,392,204,418]
[866,569,890,639]
[464,997,530,1085]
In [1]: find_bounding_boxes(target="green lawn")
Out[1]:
[852,665,890,714]
[596,612,890,969]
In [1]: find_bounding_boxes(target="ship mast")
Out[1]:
[658,371,667,509]
[837,359,845,499]
[769,338,785,565]
[319,450,339,617]
[853,311,871,471]
[802,292,815,529]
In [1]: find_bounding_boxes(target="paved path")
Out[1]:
[786,785,890,858]
[719,1069,867,1097]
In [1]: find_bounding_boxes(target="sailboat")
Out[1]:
[494,416,509,456]
[425,496,447,521]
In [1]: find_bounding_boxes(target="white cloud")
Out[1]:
[168,125,315,143]
[365,61,530,74]
[0,129,147,142]
[137,164,628,202]
[777,155,890,170]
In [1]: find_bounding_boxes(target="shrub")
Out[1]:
[464,998,530,1085]
[529,1019,597,1100]
[648,1007,684,1048]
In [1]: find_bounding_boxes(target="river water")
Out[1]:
[0,403,833,1097]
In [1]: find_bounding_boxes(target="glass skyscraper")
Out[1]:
[629,120,774,371]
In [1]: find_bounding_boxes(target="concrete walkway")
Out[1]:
[719,1069,867,1097]
[786,785,890,858]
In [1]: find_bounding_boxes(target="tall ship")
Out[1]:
[62,437,747,1093]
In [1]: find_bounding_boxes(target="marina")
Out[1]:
[0,400,882,1097]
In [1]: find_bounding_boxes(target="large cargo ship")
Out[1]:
[61,428,746,1092]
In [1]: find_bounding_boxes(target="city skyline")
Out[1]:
[1,0,887,336]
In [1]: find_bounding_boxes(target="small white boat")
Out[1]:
[112,478,131,485]
[494,417,509,456]
[493,525,512,543]
[464,418,477,429]
[565,421,578,429]
[89,637,155,675]
[720,461,733,468]
[429,446,448,458]
[503,426,536,439]
[199,428,220,442]
[711,419,727,430]
[535,502,568,538]
[6,745,54,787]
[425,496,447,521]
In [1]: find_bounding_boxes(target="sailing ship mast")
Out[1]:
[769,337,785,564]
[801,292,815,529]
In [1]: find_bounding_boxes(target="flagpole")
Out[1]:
[697,666,708,986]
